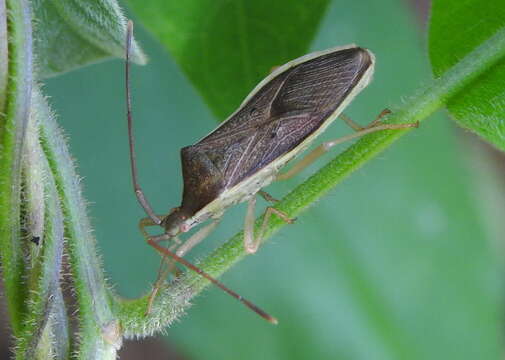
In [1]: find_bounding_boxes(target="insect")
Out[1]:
[125,21,417,323]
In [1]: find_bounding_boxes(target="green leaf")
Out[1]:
[32,0,146,77]
[429,0,505,150]
[126,0,330,118]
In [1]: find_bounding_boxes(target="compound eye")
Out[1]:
[180,223,190,233]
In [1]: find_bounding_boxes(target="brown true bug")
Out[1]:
[125,21,417,324]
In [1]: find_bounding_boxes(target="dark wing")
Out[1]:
[255,48,373,173]
[181,47,372,211]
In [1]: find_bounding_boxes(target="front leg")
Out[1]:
[176,219,221,257]
[139,215,166,239]
[145,221,221,314]
[144,232,176,315]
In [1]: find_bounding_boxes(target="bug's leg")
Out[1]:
[258,190,279,203]
[139,213,177,282]
[139,208,179,237]
[139,216,164,238]
[365,108,392,128]
[276,114,418,181]
[157,238,182,280]
[143,232,174,315]
[140,215,178,290]
[176,219,221,257]
[244,197,258,253]
[148,236,278,324]
[253,207,296,253]
[146,220,221,314]
[339,108,392,132]
[146,236,181,315]
[339,113,365,131]
[244,197,296,254]
[140,212,180,315]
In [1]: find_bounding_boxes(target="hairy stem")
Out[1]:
[0,0,33,336]
[14,106,67,359]
[38,88,120,359]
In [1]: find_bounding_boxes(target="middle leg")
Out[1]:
[244,196,295,254]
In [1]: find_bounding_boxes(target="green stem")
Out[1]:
[0,0,8,111]
[48,290,71,359]
[117,27,505,336]
[0,0,33,336]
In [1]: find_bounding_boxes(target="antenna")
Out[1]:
[126,20,162,225]
[148,239,278,324]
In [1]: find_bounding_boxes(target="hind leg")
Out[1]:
[276,110,418,181]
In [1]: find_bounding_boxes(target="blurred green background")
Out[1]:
[43,0,503,358]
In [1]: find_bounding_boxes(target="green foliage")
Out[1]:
[429,0,505,150]
[1,0,504,359]
[126,0,330,118]
[0,0,140,357]
[32,0,146,77]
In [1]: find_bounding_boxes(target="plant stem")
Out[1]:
[117,27,505,336]
[0,0,33,336]
[0,0,8,111]
[14,111,67,359]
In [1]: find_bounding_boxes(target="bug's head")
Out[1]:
[161,207,194,236]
